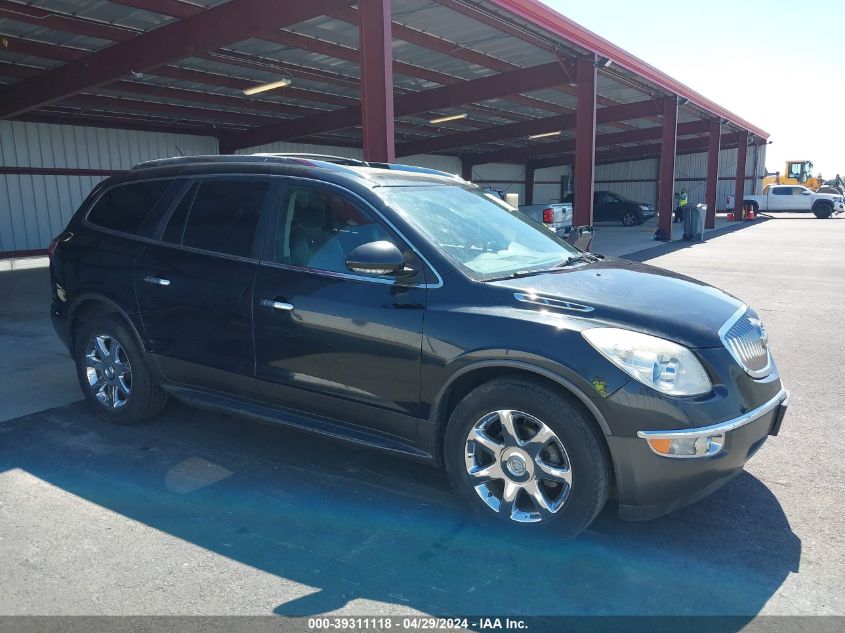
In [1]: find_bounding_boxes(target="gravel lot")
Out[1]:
[1,213,842,621]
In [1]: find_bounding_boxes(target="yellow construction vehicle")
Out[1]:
[763,160,823,190]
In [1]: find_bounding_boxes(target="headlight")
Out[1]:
[639,205,652,211]
[582,327,712,396]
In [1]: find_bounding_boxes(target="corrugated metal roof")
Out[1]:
[0,0,766,162]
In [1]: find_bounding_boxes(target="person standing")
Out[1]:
[674,188,688,223]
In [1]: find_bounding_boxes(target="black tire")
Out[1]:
[621,210,639,226]
[443,377,610,538]
[813,203,833,219]
[73,314,168,424]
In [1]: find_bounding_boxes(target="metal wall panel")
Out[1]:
[1,121,218,253]
[595,158,659,206]
[586,144,766,212]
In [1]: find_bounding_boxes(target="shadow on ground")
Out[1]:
[0,400,800,621]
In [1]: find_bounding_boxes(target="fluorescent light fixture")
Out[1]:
[429,112,467,124]
[596,56,613,68]
[242,78,292,96]
[528,130,562,140]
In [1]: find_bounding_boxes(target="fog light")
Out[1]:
[645,433,723,458]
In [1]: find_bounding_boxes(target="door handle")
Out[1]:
[143,275,171,286]
[260,299,294,312]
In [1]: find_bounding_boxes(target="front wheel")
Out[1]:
[813,204,833,219]
[73,314,168,424]
[444,377,610,537]
[621,211,639,226]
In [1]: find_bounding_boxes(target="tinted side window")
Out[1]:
[175,179,269,258]
[772,187,789,196]
[87,180,170,235]
[276,186,395,274]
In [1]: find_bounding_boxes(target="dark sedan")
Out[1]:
[564,190,657,226]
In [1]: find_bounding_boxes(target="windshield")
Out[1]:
[380,185,579,280]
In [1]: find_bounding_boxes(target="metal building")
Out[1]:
[0,0,767,256]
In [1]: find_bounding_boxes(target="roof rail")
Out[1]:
[255,153,368,166]
[251,153,462,179]
[131,153,465,182]
[130,154,358,172]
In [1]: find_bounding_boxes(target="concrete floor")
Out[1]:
[590,212,736,258]
[0,214,843,620]
[0,260,79,422]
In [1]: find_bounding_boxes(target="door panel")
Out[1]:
[135,244,258,395]
[253,182,427,441]
[134,177,273,397]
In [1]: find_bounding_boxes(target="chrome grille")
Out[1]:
[720,307,771,378]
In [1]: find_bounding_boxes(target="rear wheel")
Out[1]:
[444,377,610,537]
[621,210,639,226]
[73,314,168,424]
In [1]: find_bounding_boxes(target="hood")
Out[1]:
[487,258,743,348]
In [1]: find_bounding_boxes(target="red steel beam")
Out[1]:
[0,1,137,41]
[472,119,710,165]
[67,93,282,127]
[1,34,358,110]
[528,132,743,169]
[359,0,395,162]
[395,98,659,158]
[108,81,324,118]
[229,61,567,150]
[108,0,203,19]
[657,96,678,241]
[733,131,749,216]
[20,110,218,136]
[0,0,354,118]
[704,119,721,228]
[524,163,535,205]
[572,55,596,226]
[152,66,358,108]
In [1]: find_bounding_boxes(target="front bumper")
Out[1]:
[608,387,789,520]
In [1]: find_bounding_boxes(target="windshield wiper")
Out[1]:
[507,267,565,279]
[559,253,600,266]
[496,253,601,279]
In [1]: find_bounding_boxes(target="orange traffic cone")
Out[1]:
[727,212,734,221]
[746,208,756,221]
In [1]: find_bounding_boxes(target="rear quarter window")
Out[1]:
[86,180,171,235]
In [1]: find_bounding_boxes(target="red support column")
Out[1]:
[461,158,473,182]
[359,0,395,162]
[573,55,596,227]
[704,119,721,229]
[734,131,749,219]
[524,163,535,205]
[657,96,678,241]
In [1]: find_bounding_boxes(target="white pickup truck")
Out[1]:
[518,202,574,237]
[728,184,845,218]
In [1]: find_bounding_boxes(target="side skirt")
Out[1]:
[161,384,434,463]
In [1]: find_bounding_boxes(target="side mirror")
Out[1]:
[801,190,811,195]
[345,241,406,276]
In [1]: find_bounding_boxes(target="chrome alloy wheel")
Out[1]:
[84,334,132,409]
[464,410,573,523]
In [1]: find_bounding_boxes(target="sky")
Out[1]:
[546,0,845,178]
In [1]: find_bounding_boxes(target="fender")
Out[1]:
[65,291,165,381]
[430,358,613,436]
